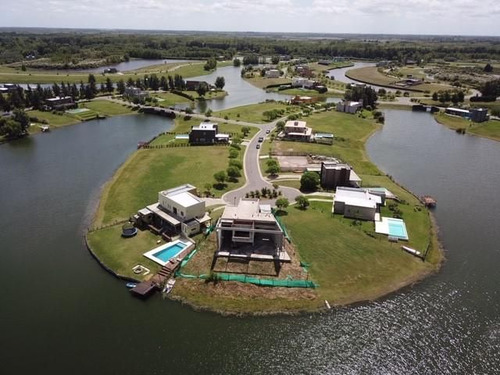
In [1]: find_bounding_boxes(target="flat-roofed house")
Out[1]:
[189,122,229,144]
[45,96,75,110]
[215,199,288,261]
[333,187,382,221]
[336,100,363,114]
[265,69,280,78]
[135,184,211,239]
[283,120,312,141]
[320,162,362,189]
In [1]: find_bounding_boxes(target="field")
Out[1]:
[214,102,297,123]
[79,100,134,116]
[346,66,453,92]
[433,112,500,142]
[93,145,246,228]
[244,76,292,89]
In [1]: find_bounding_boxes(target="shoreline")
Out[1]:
[85,105,444,316]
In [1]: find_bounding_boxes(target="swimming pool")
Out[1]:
[375,217,409,241]
[143,240,189,266]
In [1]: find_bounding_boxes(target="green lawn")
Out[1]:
[149,116,259,146]
[434,112,500,142]
[282,201,440,305]
[244,76,292,89]
[27,110,80,131]
[93,146,246,227]
[273,111,382,175]
[87,226,162,280]
[80,100,134,116]
[214,102,297,124]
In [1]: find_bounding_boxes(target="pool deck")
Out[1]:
[131,241,195,297]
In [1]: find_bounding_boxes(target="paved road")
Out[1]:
[222,120,301,205]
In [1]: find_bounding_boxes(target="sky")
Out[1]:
[1,0,500,36]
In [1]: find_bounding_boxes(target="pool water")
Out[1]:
[388,220,409,240]
[153,243,186,262]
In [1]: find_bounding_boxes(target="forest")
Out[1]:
[1,30,500,68]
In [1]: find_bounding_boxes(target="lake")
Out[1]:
[0,91,499,373]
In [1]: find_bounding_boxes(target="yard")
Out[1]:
[214,102,298,123]
[93,146,246,227]
[434,112,500,142]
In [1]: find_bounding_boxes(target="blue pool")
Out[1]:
[154,243,186,262]
[388,220,409,240]
[144,240,189,265]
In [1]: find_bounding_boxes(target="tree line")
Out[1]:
[3,31,500,67]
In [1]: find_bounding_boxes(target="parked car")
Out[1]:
[256,144,261,149]
[266,129,270,134]
[258,137,264,142]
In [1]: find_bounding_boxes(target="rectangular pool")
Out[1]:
[375,217,409,241]
[387,219,409,240]
[143,240,189,266]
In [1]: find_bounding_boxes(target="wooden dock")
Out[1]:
[130,242,195,298]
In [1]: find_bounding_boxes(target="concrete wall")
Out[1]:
[159,195,205,221]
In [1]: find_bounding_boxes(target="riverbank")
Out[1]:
[433,112,500,142]
[87,102,443,315]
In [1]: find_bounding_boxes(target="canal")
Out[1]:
[0,87,499,373]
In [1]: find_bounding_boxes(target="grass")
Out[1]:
[214,102,296,124]
[0,61,232,84]
[281,201,440,305]
[346,66,453,93]
[149,116,259,146]
[273,110,382,175]
[93,146,246,227]
[244,76,291,89]
[27,109,80,132]
[87,225,162,280]
[79,100,134,116]
[433,112,500,142]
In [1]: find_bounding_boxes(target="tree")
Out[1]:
[227,166,241,181]
[276,120,285,132]
[205,108,213,117]
[213,171,227,186]
[88,74,97,97]
[300,171,319,192]
[484,63,493,73]
[266,159,280,176]
[241,126,251,136]
[204,57,217,71]
[275,197,289,211]
[432,92,438,101]
[214,76,225,90]
[105,77,114,93]
[197,82,209,97]
[295,195,310,209]
[116,79,125,95]
[344,86,378,109]
[233,58,241,67]
[271,56,280,64]
[229,159,242,169]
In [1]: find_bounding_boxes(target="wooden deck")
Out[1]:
[130,242,195,298]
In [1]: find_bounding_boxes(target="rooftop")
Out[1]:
[285,120,308,129]
[192,122,217,131]
[221,199,277,223]
[169,191,202,207]
[335,187,382,205]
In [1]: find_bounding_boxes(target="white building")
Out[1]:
[336,100,363,114]
[283,120,313,141]
[265,69,280,78]
[333,187,382,221]
[291,77,316,88]
[136,184,211,238]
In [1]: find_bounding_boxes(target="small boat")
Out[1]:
[126,282,137,289]
[163,278,176,294]
[324,300,331,310]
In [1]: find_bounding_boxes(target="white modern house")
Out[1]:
[333,187,382,221]
[135,184,211,238]
[291,77,316,88]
